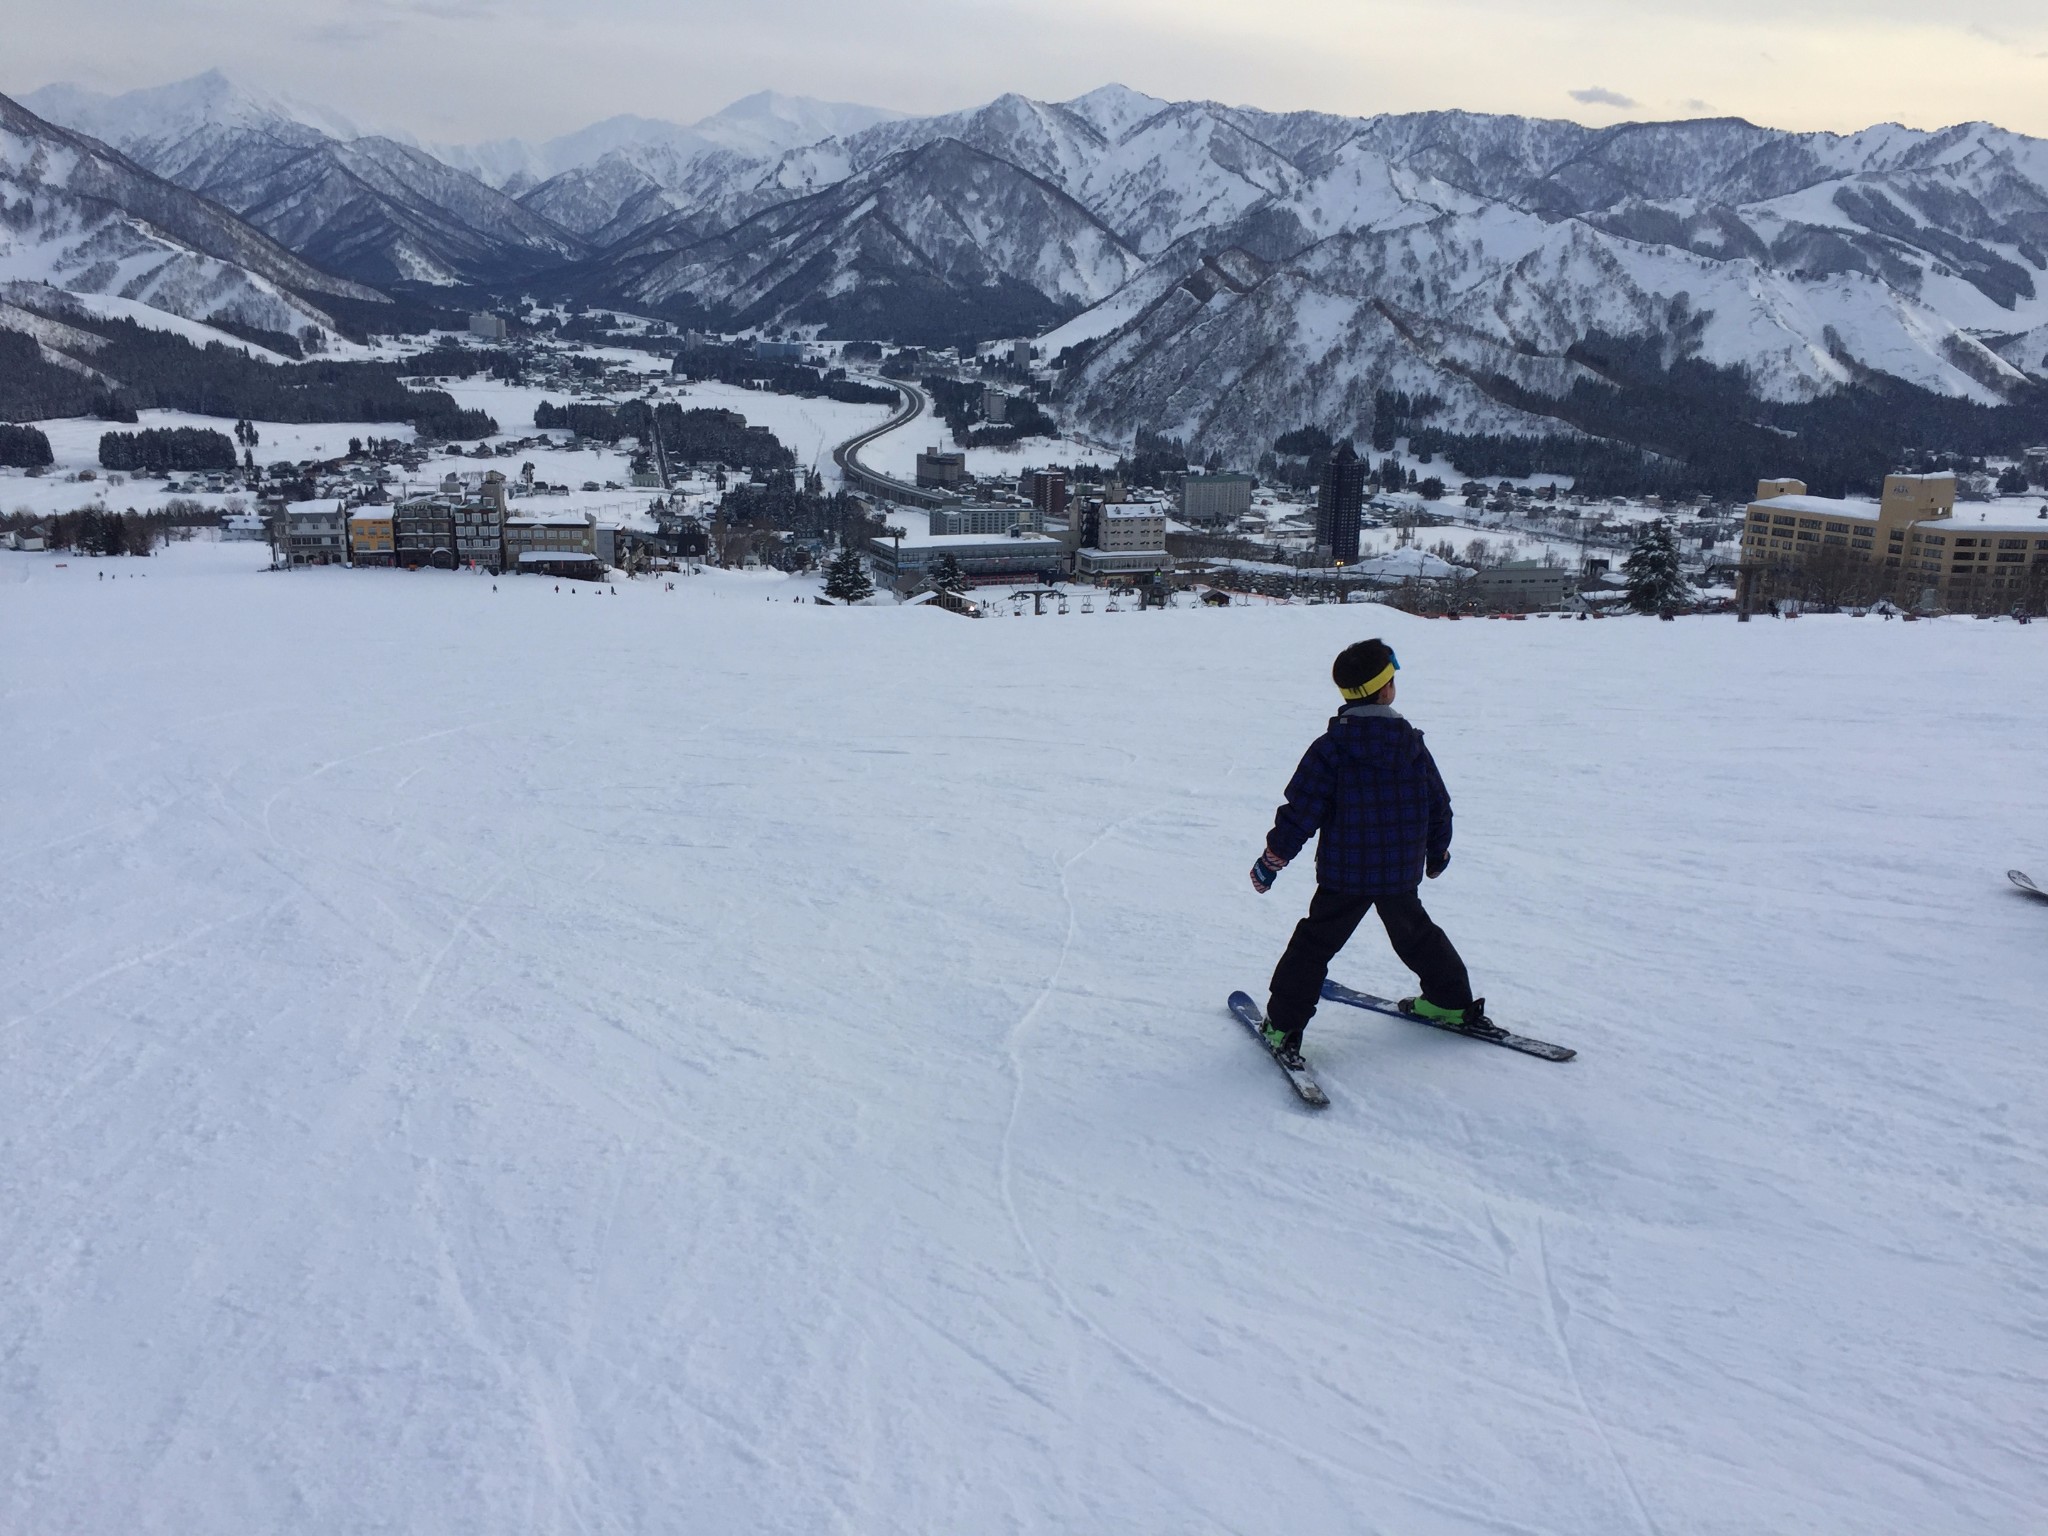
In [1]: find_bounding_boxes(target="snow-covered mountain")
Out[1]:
[20,69,365,156]
[16,69,2048,457]
[437,92,900,193]
[552,83,2048,447]
[581,137,1144,343]
[1034,106,2048,454]
[0,91,380,350]
[21,73,588,285]
[187,133,590,286]
[500,93,905,242]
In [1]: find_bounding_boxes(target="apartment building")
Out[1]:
[451,472,509,572]
[1073,498,1172,577]
[1316,444,1367,564]
[504,509,597,568]
[282,504,346,566]
[928,501,1039,536]
[1097,501,1167,551]
[1181,472,1255,526]
[394,495,454,568]
[1020,469,1069,524]
[1742,472,2048,606]
[915,448,967,490]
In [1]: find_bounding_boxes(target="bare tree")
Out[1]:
[1788,546,1888,612]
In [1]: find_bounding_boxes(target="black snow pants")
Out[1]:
[1266,884,1472,1045]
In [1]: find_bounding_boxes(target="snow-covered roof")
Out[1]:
[506,511,595,528]
[1937,505,2048,533]
[1750,495,1882,519]
[1749,495,2048,532]
[517,551,600,565]
[1347,548,1465,578]
[878,527,1065,550]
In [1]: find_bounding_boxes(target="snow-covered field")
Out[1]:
[426,376,897,491]
[853,392,1118,482]
[4,541,2045,1533]
[4,376,897,525]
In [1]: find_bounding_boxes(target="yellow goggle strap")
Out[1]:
[1339,663,1398,701]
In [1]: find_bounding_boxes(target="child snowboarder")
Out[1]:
[1249,638,1486,1067]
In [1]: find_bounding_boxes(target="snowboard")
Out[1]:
[1319,980,1577,1062]
[2011,870,2047,902]
[1227,991,1329,1107]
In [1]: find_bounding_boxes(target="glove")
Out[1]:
[1426,852,1450,880]
[1250,849,1288,893]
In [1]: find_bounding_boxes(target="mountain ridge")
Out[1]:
[13,71,2048,471]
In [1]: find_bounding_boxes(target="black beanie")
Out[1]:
[1332,638,1397,698]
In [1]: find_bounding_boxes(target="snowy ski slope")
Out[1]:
[3,543,2044,1533]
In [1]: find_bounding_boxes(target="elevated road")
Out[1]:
[834,380,947,508]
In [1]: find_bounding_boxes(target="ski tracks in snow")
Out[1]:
[1534,1219,1664,1536]
[992,803,1564,1536]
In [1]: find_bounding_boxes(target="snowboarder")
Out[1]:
[1249,638,1484,1066]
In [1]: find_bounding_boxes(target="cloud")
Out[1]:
[1681,98,1716,113]
[1569,86,1638,109]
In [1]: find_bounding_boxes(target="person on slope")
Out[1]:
[1249,638,1486,1068]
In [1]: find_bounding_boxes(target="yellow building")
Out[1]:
[1741,472,2048,608]
[348,510,395,567]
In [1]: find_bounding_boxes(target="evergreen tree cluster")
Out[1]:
[405,345,525,383]
[672,345,896,407]
[12,505,190,556]
[535,400,796,474]
[1367,333,2048,500]
[534,400,636,442]
[1370,391,1447,453]
[719,476,867,545]
[203,313,306,359]
[99,427,237,473]
[1119,428,1190,488]
[659,404,794,472]
[1273,425,1336,463]
[0,423,53,468]
[0,315,494,438]
[966,396,1057,446]
[919,376,986,438]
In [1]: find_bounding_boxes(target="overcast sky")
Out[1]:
[9,0,2048,143]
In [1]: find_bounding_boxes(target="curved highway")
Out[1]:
[834,379,946,508]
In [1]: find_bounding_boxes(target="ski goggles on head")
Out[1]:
[1339,650,1399,700]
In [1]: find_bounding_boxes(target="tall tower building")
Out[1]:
[1316,442,1367,564]
[1022,469,1068,526]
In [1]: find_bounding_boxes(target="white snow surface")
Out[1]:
[3,542,2045,1533]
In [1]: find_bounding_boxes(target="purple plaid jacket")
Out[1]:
[1264,704,1452,895]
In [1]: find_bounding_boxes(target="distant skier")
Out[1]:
[1249,639,1485,1066]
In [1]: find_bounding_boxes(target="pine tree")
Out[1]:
[824,544,873,603]
[928,551,966,593]
[1624,519,1691,613]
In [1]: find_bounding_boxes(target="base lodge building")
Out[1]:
[1743,472,2048,607]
